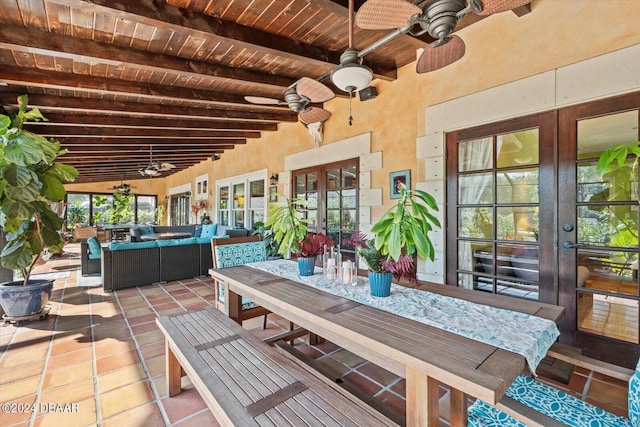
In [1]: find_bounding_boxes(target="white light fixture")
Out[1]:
[331,48,373,93]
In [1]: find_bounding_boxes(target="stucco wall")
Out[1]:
[64,0,640,280]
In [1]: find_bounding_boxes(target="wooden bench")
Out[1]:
[468,342,639,427]
[156,307,397,427]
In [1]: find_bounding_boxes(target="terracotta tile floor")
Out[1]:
[0,243,630,426]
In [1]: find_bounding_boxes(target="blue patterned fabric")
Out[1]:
[214,242,266,267]
[86,236,102,259]
[629,358,640,427]
[200,223,218,239]
[468,374,633,427]
[247,259,558,374]
[213,241,266,308]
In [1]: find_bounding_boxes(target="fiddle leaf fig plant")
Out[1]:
[0,95,79,285]
[264,195,311,259]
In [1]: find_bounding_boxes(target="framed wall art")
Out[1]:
[389,170,410,199]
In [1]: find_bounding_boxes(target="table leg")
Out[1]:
[406,368,439,427]
[449,388,468,427]
[226,287,242,325]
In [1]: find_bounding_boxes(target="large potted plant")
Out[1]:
[347,185,440,296]
[0,95,79,320]
[264,195,311,259]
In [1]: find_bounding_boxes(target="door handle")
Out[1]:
[562,241,582,249]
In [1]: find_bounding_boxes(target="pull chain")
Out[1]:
[348,90,353,126]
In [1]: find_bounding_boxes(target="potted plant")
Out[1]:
[251,221,281,259]
[265,195,334,275]
[0,95,79,320]
[294,232,334,276]
[264,195,311,259]
[347,185,440,296]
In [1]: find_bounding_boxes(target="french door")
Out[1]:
[447,92,639,367]
[292,159,358,260]
[558,92,639,367]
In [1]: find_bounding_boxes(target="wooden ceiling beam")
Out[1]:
[0,65,290,109]
[0,25,292,91]
[24,114,278,131]
[62,146,237,154]
[56,137,244,145]
[29,126,259,139]
[0,94,298,122]
[49,0,342,67]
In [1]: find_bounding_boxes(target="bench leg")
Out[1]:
[406,368,439,427]
[166,341,182,397]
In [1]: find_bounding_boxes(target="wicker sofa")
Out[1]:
[101,237,218,291]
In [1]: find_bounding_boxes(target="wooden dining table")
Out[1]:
[209,263,565,427]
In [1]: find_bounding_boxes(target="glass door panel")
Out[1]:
[573,111,639,344]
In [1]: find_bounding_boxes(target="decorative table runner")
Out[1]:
[248,259,560,374]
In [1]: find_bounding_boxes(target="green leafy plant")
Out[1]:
[264,196,311,259]
[0,95,79,285]
[252,221,280,258]
[372,186,441,262]
[597,141,640,205]
[345,185,441,282]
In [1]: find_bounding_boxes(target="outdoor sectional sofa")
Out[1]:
[102,224,252,291]
[101,237,216,291]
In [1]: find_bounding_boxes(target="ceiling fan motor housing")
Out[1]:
[283,87,305,112]
[422,0,466,40]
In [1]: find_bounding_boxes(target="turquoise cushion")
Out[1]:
[214,241,266,268]
[195,224,203,238]
[200,224,218,239]
[109,241,158,251]
[87,236,102,257]
[195,235,228,245]
[629,358,640,427]
[468,374,632,427]
[156,237,197,247]
[139,226,155,235]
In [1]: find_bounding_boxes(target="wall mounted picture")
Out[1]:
[268,185,277,202]
[390,170,410,199]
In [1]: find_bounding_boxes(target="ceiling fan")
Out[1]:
[244,77,335,125]
[139,145,175,177]
[356,0,531,73]
[109,182,133,193]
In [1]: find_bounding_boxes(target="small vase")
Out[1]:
[297,256,316,276]
[368,271,392,297]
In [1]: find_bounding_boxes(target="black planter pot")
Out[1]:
[0,279,54,319]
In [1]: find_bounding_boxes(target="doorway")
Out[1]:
[447,92,639,367]
[292,159,359,261]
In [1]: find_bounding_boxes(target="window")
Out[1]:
[66,192,157,226]
[195,174,208,198]
[217,171,266,229]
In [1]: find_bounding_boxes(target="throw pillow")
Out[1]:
[139,226,155,235]
[87,236,101,255]
[200,223,218,239]
[194,224,203,238]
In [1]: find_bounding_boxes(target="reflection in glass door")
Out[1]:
[447,112,556,304]
[559,95,639,366]
[293,160,358,261]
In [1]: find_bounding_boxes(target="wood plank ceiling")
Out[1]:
[0,0,491,183]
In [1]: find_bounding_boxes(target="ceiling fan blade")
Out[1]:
[157,162,175,171]
[296,77,335,103]
[299,107,332,124]
[356,0,422,30]
[244,96,283,105]
[416,35,465,73]
[477,0,531,15]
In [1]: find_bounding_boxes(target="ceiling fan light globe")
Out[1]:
[144,168,159,176]
[331,64,373,93]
